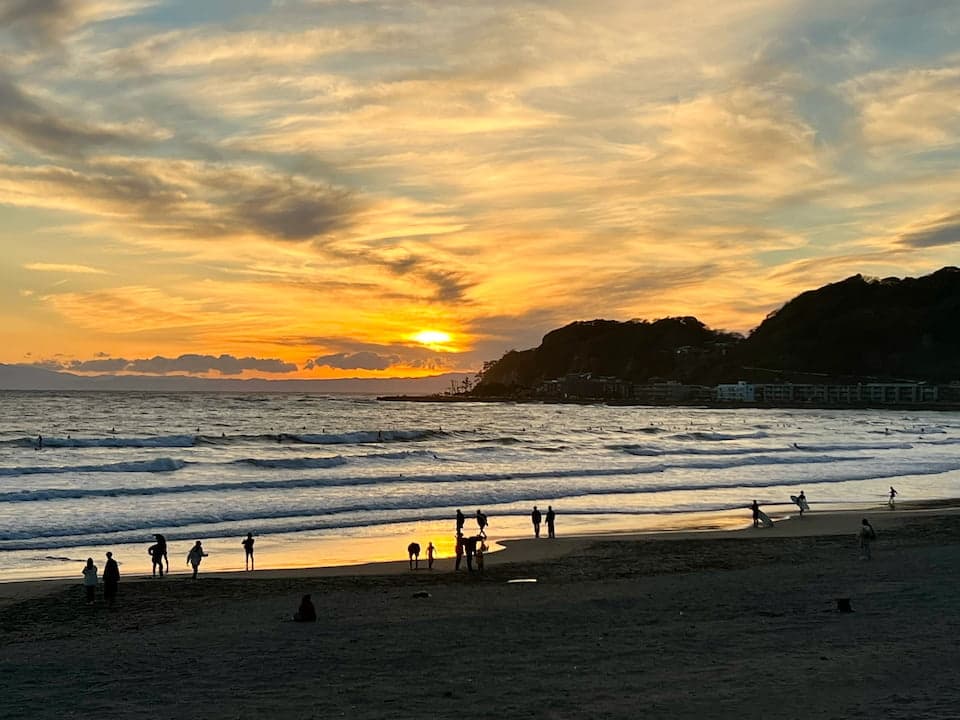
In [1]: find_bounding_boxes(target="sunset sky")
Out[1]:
[1,1,958,379]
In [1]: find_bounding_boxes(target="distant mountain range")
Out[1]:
[475,266,960,393]
[0,363,472,394]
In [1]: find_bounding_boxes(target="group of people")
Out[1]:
[406,541,436,570]
[81,552,120,606]
[530,505,556,538]
[146,535,211,579]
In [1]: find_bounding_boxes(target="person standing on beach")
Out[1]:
[859,518,876,560]
[476,509,488,538]
[242,533,255,571]
[456,509,465,534]
[531,506,542,538]
[148,541,164,578]
[798,490,807,518]
[186,541,208,579]
[82,558,98,605]
[427,542,436,569]
[751,500,760,528]
[546,506,556,538]
[455,533,464,571]
[888,486,898,509]
[103,552,120,606]
[408,542,421,570]
[155,534,169,575]
[462,535,478,572]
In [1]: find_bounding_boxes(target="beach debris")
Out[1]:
[506,578,537,583]
[835,597,853,613]
[412,591,431,598]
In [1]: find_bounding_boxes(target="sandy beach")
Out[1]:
[2,502,959,719]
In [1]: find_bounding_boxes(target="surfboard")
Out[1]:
[756,509,773,528]
[790,495,810,511]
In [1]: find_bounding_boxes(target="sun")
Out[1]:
[412,330,452,347]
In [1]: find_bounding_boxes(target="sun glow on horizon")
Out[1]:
[412,330,452,348]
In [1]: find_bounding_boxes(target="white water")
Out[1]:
[1,391,958,580]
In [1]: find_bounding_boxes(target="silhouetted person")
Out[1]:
[155,534,169,574]
[455,533,464,571]
[859,518,876,560]
[546,506,556,538]
[82,558,98,605]
[187,541,208,579]
[751,500,760,528]
[36,434,43,450]
[888,486,898,510]
[476,540,486,572]
[427,542,436,570]
[408,542,421,570]
[476,509,488,538]
[148,542,164,578]
[456,509,465,534]
[531,506,542,538]
[798,490,807,518]
[242,533,255,571]
[103,552,119,606]
[293,594,316,622]
[462,535,479,572]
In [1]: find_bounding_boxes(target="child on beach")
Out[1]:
[82,558,98,605]
[186,541,208,579]
[242,533,255,571]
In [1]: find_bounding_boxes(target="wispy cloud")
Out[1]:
[24,262,107,274]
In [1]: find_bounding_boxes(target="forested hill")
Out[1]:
[473,267,960,395]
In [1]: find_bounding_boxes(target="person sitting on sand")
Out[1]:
[408,542,421,570]
[293,594,317,622]
[476,509,488,538]
[427,542,435,570]
[82,558,98,605]
[186,541,208,579]
[859,518,876,560]
[242,532,255,571]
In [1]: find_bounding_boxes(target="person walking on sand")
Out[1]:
[242,532,255,571]
[476,509,488,538]
[751,499,760,528]
[427,542,436,570]
[408,542,421,570]
[155,534,169,575]
[798,490,807,518]
[82,558,98,605]
[186,541,208,579]
[455,533,464,571]
[546,505,556,538]
[456,508,465,534]
[888,486,898,510]
[103,552,120,606]
[859,518,876,560]
[531,505,542,538]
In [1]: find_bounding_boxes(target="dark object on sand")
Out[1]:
[294,594,317,622]
[412,591,431,598]
[836,598,853,613]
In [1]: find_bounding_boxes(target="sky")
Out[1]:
[1,0,959,380]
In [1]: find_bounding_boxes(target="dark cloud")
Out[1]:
[0,0,75,48]
[0,74,146,157]
[899,214,960,248]
[228,175,357,240]
[307,351,397,371]
[43,354,298,376]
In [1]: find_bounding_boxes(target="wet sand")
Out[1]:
[2,502,959,719]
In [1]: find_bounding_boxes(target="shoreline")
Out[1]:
[3,498,954,609]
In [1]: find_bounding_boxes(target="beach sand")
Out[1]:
[2,503,959,719]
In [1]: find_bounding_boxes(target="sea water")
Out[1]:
[1,391,958,581]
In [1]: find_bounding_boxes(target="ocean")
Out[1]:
[1,391,959,581]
